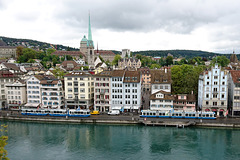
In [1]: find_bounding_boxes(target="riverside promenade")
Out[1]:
[1,110,240,128]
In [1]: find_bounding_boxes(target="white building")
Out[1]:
[111,70,142,113]
[150,91,174,111]
[6,80,26,110]
[41,78,64,109]
[149,69,172,111]
[25,75,43,108]
[198,64,228,117]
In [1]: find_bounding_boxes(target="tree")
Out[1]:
[105,60,110,66]
[16,46,24,58]
[150,64,161,69]
[171,64,205,96]
[211,56,230,67]
[66,55,73,60]
[112,55,121,66]
[166,56,173,66]
[0,124,9,160]
[46,48,56,55]
[52,68,66,79]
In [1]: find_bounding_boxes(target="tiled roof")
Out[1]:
[95,50,115,56]
[64,71,93,77]
[150,90,175,100]
[174,94,196,102]
[95,71,112,77]
[230,70,240,83]
[123,70,140,83]
[52,51,85,57]
[40,79,59,85]
[2,63,20,71]
[111,70,125,77]
[150,69,171,84]
[61,61,78,68]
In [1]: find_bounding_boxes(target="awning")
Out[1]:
[205,109,210,111]
[212,109,217,111]
[220,109,224,111]
[24,103,40,107]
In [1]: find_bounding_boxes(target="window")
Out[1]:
[222,87,225,92]
[213,88,218,92]
[222,94,224,98]
[214,82,218,85]
[206,87,209,91]
[68,88,72,92]
[207,76,209,79]
[213,102,217,106]
[207,82,209,85]
[206,101,209,105]
[214,76,218,79]
[213,94,218,98]
[221,101,224,106]
[222,82,225,85]
[67,78,72,80]
[206,94,209,98]
[68,82,72,86]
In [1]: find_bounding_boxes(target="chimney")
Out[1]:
[191,91,193,95]
[165,68,167,73]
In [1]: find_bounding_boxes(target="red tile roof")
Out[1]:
[95,50,115,56]
[230,70,240,83]
[52,51,85,57]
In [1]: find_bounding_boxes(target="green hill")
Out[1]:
[132,50,232,59]
[0,36,79,51]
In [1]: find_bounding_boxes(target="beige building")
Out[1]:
[94,71,112,112]
[64,71,94,109]
[6,80,26,110]
[0,70,18,109]
[118,58,141,70]
[0,46,17,58]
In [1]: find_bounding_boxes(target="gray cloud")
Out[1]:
[52,0,240,35]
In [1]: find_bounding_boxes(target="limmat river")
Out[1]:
[2,121,240,160]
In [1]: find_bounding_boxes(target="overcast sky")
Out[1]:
[0,0,240,53]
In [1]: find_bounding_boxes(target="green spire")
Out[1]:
[88,12,92,41]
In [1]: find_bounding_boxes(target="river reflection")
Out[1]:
[3,121,240,160]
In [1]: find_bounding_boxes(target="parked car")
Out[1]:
[90,110,100,115]
[108,110,120,115]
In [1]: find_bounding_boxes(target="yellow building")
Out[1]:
[64,71,94,109]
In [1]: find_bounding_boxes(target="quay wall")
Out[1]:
[2,115,240,128]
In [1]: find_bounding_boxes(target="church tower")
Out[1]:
[87,13,95,67]
[80,13,95,68]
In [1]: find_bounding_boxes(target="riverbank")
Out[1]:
[1,110,240,128]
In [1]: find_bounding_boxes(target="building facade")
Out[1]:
[0,46,17,58]
[26,75,44,108]
[64,71,94,109]
[228,70,240,117]
[41,79,64,109]
[198,64,228,117]
[0,70,18,109]
[150,91,174,111]
[94,71,112,112]
[6,80,26,110]
[118,58,141,70]
[173,93,196,112]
